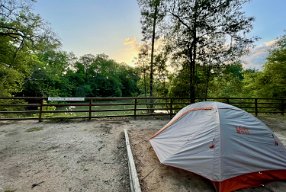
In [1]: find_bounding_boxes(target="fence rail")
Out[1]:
[0,97,285,122]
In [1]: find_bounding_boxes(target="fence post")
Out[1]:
[170,98,173,119]
[255,98,258,116]
[38,98,44,122]
[226,98,230,104]
[88,98,92,120]
[281,99,284,116]
[148,97,154,114]
[134,98,137,120]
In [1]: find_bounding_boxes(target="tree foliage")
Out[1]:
[0,0,140,98]
[137,0,256,99]
[0,0,60,97]
[208,63,244,97]
[20,53,140,97]
[135,42,169,97]
[245,34,286,98]
[163,0,255,100]
[137,0,166,97]
[1,0,285,101]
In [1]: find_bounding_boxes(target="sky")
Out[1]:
[33,0,286,70]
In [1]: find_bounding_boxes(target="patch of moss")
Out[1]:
[25,127,43,132]
[4,189,16,192]
[48,118,72,123]
[5,131,18,136]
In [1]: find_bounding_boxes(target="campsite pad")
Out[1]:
[129,115,286,192]
[0,119,168,192]
[0,119,134,192]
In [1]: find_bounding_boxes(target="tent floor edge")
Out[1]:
[212,169,286,192]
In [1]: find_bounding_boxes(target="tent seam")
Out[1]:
[150,107,213,139]
[217,104,223,183]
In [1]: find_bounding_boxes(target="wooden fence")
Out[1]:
[0,97,285,122]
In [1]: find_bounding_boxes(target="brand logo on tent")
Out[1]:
[236,126,250,134]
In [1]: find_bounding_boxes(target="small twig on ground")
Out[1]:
[31,181,44,189]
[142,167,157,180]
[104,162,114,164]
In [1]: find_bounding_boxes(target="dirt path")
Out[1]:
[0,119,140,192]
[129,115,286,192]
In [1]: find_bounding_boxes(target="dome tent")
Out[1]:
[150,101,286,192]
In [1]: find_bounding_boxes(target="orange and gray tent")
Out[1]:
[150,101,286,192]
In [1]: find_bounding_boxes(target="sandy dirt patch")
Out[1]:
[129,115,286,192]
[0,119,164,192]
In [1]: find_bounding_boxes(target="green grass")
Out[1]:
[4,189,16,192]
[53,100,159,117]
[1,99,171,120]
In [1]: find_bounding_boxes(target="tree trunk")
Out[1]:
[143,67,147,97]
[149,1,159,113]
[150,2,158,98]
[190,60,196,103]
[189,0,198,104]
[190,39,197,103]
[204,65,211,100]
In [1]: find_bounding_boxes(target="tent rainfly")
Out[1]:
[150,101,286,192]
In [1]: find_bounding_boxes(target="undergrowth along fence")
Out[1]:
[0,97,285,122]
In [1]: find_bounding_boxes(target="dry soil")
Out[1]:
[0,119,164,192]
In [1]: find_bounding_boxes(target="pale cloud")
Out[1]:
[123,37,140,51]
[241,40,276,70]
[113,37,141,66]
[264,39,277,47]
[117,38,277,69]
[114,37,168,66]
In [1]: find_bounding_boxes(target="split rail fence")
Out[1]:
[0,97,285,122]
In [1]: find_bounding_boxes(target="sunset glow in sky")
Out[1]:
[34,0,286,69]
